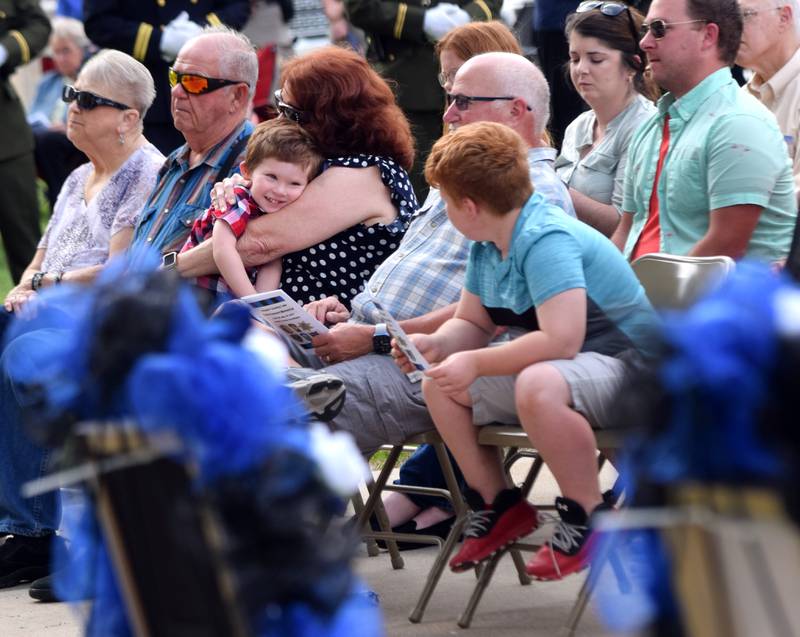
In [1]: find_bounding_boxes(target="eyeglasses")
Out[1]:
[168,68,245,95]
[273,89,309,123]
[62,85,131,111]
[446,93,533,111]
[640,18,708,39]
[576,1,642,52]
[437,69,456,87]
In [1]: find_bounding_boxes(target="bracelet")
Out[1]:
[54,271,63,285]
[31,271,46,291]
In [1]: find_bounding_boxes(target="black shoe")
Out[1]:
[0,534,55,589]
[29,574,59,602]
[370,515,456,551]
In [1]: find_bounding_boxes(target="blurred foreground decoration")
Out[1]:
[6,254,379,637]
[592,263,800,637]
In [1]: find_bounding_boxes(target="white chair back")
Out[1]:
[631,252,736,311]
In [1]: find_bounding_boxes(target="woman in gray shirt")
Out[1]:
[555,2,658,237]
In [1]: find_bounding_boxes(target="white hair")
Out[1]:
[50,16,90,49]
[78,49,156,123]
[196,26,258,101]
[458,52,551,136]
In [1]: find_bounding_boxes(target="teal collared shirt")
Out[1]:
[622,67,797,261]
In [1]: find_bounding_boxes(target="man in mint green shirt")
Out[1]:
[612,0,797,262]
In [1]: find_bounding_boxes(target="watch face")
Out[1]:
[373,335,392,354]
[162,252,177,268]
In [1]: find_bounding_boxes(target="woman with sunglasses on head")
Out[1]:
[2,49,163,319]
[554,1,658,237]
[180,46,417,311]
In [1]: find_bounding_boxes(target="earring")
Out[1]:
[118,132,125,146]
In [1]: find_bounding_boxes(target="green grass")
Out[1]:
[369,450,411,471]
[0,180,50,297]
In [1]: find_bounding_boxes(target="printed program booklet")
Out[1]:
[371,299,429,380]
[242,289,328,350]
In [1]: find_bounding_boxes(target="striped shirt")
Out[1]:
[349,146,574,324]
[131,121,252,256]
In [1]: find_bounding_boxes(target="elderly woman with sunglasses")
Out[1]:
[2,49,163,318]
[554,1,658,237]
[178,46,417,311]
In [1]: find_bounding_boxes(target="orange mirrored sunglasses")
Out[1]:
[168,68,246,95]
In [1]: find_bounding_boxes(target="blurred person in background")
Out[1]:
[736,0,800,203]
[555,2,658,237]
[27,17,93,211]
[0,0,51,284]
[532,0,587,148]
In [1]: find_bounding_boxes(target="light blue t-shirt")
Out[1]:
[465,191,659,357]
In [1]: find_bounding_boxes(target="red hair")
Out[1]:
[280,47,415,170]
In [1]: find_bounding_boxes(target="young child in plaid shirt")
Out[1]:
[181,118,322,299]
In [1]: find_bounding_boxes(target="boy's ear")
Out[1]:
[239,161,251,179]
[462,197,480,217]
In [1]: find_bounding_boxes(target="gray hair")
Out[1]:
[461,52,551,136]
[198,26,258,101]
[50,16,90,49]
[78,49,156,123]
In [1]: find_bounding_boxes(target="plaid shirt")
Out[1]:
[349,147,573,324]
[181,186,264,294]
[131,121,252,257]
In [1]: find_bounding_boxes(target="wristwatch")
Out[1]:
[372,323,391,354]
[161,251,178,270]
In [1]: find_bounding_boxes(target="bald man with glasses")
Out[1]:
[611,0,797,263]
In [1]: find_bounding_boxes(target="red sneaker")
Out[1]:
[449,487,538,573]
[525,496,606,581]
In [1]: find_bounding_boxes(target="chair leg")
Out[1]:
[509,547,532,586]
[351,491,379,557]
[408,441,468,623]
[359,445,405,569]
[371,491,403,569]
[458,552,503,628]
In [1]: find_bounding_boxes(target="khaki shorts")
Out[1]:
[469,351,629,429]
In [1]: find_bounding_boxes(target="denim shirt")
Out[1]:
[132,121,252,256]
[621,67,797,261]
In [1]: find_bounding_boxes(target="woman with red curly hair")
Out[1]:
[178,46,417,309]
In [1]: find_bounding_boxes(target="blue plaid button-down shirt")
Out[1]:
[131,121,252,256]
[349,146,574,324]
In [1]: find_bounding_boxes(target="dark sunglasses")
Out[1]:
[168,68,245,95]
[273,89,309,124]
[641,18,707,39]
[446,93,533,112]
[576,1,642,52]
[62,85,131,111]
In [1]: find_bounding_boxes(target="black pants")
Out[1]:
[534,29,587,150]
[33,128,87,211]
[0,152,40,283]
